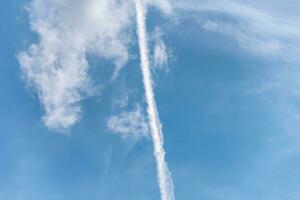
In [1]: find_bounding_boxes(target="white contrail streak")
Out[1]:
[134,0,175,200]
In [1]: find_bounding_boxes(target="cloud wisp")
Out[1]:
[135,0,175,199]
[151,28,170,71]
[176,0,300,62]
[18,0,133,132]
[107,104,149,138]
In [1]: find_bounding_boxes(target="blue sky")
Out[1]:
[1,0,300,199]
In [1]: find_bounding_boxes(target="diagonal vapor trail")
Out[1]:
[134,0,175,199]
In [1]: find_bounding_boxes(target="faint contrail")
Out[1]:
[134,0,175,200]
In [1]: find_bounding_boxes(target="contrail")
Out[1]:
[134,0,175,200]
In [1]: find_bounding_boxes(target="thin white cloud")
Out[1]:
[176,0,300,62]
[154,41,168,68]
[18,0,133,131]
[151,28,169,70]
[107,104,149,138]
[18,0,172,132]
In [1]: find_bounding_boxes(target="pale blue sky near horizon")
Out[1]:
[1,0,300,200]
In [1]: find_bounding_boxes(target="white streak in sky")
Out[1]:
[135,0,175,199]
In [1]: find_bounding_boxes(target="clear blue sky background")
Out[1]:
[1,0,300,200]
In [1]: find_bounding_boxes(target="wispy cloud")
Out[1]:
[18,0,133,131]
[107,104,149,138]
[151,28,170,71]
[176,0,300,62]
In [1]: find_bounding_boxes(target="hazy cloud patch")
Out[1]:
[107,104,149,138]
